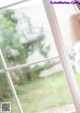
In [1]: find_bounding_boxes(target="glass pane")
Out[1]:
[0,0,58,68]
[9,59,74,113]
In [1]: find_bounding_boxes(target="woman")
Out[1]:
[69,0,80,73]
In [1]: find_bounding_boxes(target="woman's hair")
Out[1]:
[74,0,80,10]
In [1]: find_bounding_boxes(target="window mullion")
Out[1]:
[0,49,24,113]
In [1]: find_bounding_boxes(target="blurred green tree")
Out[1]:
[0,9,51,100]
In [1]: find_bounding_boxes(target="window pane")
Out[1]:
[0,1,58,68]
[0,1,76,113]
[9,60,75,113]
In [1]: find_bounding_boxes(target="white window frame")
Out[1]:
[0,0,80,113]
[0,0,29,10]
[42,0,80,113]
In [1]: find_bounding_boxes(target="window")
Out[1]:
[0,0,79,113]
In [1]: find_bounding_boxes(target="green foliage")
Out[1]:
[0,74,11,101]
[0,9,51,99]
[0,12,20,49]
[8,71,73,113]
[2,10,17,23]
